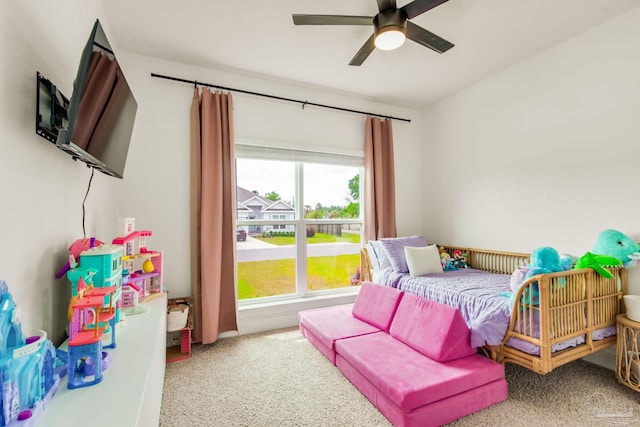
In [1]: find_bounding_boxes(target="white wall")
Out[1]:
[116,52,423,299]
[0,0,124,345]
[422,6,640,275]
[0,0,422,343]
[421,7,640,367]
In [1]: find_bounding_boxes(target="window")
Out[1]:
[271,214,287,230]
[235,144,363,303]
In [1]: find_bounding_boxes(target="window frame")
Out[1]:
[235,143,364,305]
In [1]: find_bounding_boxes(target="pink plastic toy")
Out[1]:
[55,237,104,279]
[66,271,117,389]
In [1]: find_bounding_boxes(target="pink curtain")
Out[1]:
[190,88,238,344]
[364,116,397,241]
[71,51,118,150]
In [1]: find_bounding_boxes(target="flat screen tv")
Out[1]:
[36,19,137,179]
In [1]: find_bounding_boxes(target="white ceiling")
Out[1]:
[102,0,640,109]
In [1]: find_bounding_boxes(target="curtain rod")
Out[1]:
[150,73,411,123]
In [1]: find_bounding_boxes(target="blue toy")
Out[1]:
[509,247,571,306]
[525,247,564,279]
[0,281,60,426]
[592,229,640,267]
[573,230,639,279]
[439,252,457,271]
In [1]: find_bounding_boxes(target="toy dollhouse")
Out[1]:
[112,230,164,314]
[79,244,124,323]
[64,267,117,389]
[57,219,165,391]
[66,267,117,350]
[0,281,60,426]
[60,218,164,322]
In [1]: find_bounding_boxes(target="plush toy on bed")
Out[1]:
[575,252,621,279]
[439,251,457,271]
[592,229,640,268]
[508,247,573,306]
[521,247,572,283]
[437,246,468,271]
[451,249,470,269]
[575,229,640,278]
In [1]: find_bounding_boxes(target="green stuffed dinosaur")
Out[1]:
[575,252,622,279]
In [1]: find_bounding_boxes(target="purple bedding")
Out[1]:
[375,268,614,353]
[377,268,511,347]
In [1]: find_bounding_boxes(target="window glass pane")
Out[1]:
[236,225,297,299]
[306,223,361,292]
[303,164,360,219]
[236,158,296,216]
[236,158,297,300]
[236,156,363,302]
[236,144,363,166]
[304,163,362,292]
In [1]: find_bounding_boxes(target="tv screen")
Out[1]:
[37,19,137,179]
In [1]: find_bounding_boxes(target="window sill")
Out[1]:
[237,287,360,335]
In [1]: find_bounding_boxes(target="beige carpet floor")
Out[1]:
[160,328,640,427]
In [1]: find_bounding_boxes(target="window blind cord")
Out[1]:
[82,168,95,239]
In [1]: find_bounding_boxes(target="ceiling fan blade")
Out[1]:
[349,34,376,66]
[401,0,449,19]
[292,14,373,26]
[376,0,397,12]
[406,21,454,54]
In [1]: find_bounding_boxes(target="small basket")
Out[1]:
[167,304,189,332]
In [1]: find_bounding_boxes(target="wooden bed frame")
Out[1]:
[360,246,626,375]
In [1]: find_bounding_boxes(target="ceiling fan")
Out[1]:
[292,0,454,66]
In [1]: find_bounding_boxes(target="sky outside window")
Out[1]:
[237,158,358,207]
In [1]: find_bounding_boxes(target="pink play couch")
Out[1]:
[299,282,508,427]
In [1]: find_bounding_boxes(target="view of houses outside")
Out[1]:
[236,158,362,301]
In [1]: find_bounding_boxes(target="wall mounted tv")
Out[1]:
[36,19,137,179]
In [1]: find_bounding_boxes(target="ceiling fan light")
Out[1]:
[374,27,406,50]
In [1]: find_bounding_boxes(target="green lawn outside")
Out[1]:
[255,232,360,246]
[237,254,360,299]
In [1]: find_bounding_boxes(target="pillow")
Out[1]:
[365,241,380,270]
[405,245,444,276]
[380,235,428,273]
[366,240,391,271]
